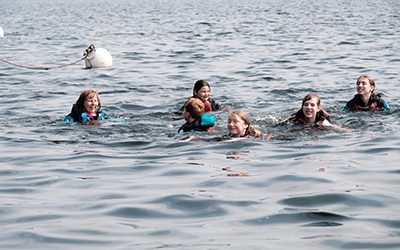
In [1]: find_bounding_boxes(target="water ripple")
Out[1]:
[1,0,400,249]
[279,193,385,208]
[243,211,349,226]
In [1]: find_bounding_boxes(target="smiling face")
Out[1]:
[356,76,374,98]
[302,96,320,123]
[84,94,99,114]
[227,112,249,137]
[194,86,211,102]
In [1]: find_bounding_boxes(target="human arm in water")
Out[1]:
[319,119,352,133]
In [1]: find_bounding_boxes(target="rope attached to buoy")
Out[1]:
[0,56,85,70]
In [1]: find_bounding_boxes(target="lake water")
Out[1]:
[1,0,400,249]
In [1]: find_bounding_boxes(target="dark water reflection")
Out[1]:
[1,0,400,249]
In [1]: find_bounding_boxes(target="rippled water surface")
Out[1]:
[1,0,400,249]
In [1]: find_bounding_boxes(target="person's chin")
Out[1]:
[305,115,314,120]
[229,130,238,136]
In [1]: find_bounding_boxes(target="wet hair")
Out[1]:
[289,92,331,124]
[75,89,101,113]
[357,75,376,94]
[301,92,320,107]
[229,110,262,138]
[193,80,211,96]
[184,98,205,119]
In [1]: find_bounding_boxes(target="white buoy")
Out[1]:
[83,44,112,69]
[0,26,4,38]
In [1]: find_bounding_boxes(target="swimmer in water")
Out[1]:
[343,75,390,112]
[228,110,268,139]
[180,79,222,112]
[288,92,351,132]
[64,89,109,123]
[178,97,216,133]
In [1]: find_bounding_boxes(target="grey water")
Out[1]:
[1,0,400,249]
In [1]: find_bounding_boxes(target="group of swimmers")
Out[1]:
[64,75,390,139]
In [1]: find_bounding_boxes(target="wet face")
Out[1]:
[356,77,374,97]
[194,86,210,102]
[228,113,248,137]
[302,97,320,123]
[84,95,99,114]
